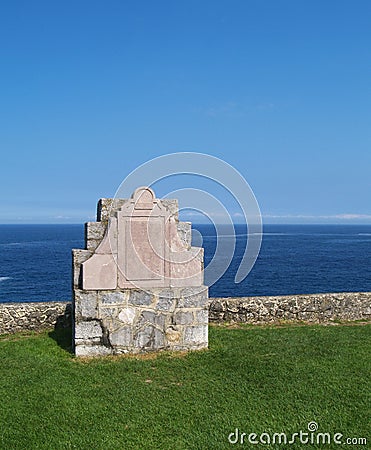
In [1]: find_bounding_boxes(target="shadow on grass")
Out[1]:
[48,326,73,354]
[48,303,73,354]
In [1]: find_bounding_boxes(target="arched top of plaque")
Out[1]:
[132,186,156,210]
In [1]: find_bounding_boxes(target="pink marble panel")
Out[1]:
[82,254,117,290]
[121,217,165,282]
[169,247,203,287]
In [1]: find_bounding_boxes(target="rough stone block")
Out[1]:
[183,325,208,346]
[178,287,209,308]
[109,326,132,347]
[129,290,153,306]
[154,328,165,348]
[155,313,167,328]
[74,291,98,320]
[86,239,102,252]
[161,199,178,217]
[134,325,158,349]
[195,309,208,324]
[86,222,106,242]
[75,320,103,340]
[137,310,155,326]
[157,290,176,311]
[75,344,112,357]
[100,291,127,305]
[97,198,126,223]
[177,221,192,248]
[98,306,117,319]
[72,249,93,288]
[174,311,193,325]
[118,307,136,325]
[165,326,181,343]
[137,311,167,329]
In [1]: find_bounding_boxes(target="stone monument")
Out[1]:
[72,187,208,356]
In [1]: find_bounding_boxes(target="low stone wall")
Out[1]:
[0,292,370,334]
[0,302,72,335]
[209,292,371,324]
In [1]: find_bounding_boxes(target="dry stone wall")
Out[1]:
[1,292,370,336]
[0,302,71,335]
[209,292,371,324]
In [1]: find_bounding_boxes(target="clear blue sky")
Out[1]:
[1,0,370,224]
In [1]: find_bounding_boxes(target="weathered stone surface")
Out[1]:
[129,290,153,306]
[75,344,112,357]
[195,309,209,324]
[98,306,116,320]
[97,198,126,223]
[157,290,175,311]
[86,239,101,252]
[95,217,118,255]
[85,222,107,252]
[208,292,371,324]
[109,326,132,347]
[153,328,165,348]
[85,222,106,241]
[183,325,208,346]
[118,307,136,324]
[74,291,98,320]
[0,302,71,335]
[137,310,155,326]
[119,215,165,285]
[75,320,103,340]
[134,325,164,349]
[72,249,93,288]
[177,221,192,248]
[161,199,178,217]
[165,326,181,343]
[100,291,127,305]
[170,247,204,287]
[179,287,209,308]
[174,311,193,325]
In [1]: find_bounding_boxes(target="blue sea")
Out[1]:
[0,224,370,303]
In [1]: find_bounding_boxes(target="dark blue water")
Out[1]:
[0,224,370,302]
[198,224,371,298]
[0,225,83,303]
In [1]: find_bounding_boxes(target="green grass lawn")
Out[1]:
[0,323,369,449]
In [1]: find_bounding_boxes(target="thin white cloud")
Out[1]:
[54,215,72,220]
[264,213,371,220]
[332,214,371,220]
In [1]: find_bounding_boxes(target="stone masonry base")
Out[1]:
[74,287,209,356]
